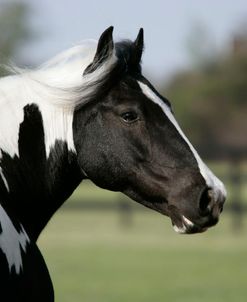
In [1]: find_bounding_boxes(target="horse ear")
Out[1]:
[133,28,144,66]
[84,26,114,75]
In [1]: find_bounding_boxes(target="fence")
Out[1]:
[64,161,247,232]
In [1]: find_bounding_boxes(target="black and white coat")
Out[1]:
[0,27,226,301]
[0,40,100,301]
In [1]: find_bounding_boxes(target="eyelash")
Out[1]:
[120,111,139,123]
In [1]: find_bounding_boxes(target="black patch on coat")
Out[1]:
[0,234,54,302]
[0,104,82,241]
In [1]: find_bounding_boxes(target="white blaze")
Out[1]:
[138,81,226,199]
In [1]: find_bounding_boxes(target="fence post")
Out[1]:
[118,195,133,227]
[229,160,244,232]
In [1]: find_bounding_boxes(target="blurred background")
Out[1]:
[0,0,247,301]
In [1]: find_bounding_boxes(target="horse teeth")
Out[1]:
[173,224,187,234]
[182,215,194,227]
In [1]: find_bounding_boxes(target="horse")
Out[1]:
[0,27,226,301]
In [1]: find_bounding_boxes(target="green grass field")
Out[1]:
[38,179,247,302]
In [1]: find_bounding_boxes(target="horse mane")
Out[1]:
[2,39,140,110]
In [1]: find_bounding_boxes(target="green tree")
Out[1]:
[163,26,247,160]
[0,2,32,76]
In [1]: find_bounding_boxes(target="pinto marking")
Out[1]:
[0,76,26,158]
[0,39,118,159]
[0,167,9,192]
[0,26,227,300]
[0,205,30,274]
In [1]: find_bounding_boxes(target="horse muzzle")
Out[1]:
[169,187,226,235]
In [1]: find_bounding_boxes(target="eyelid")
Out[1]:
[120,111,139,123]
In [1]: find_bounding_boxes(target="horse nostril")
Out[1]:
[199,188,213,214]
[218,197,225,213]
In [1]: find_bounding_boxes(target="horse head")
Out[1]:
[73,27,226,234]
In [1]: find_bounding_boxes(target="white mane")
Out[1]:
[0,39,118,159]
[2,39,117,109]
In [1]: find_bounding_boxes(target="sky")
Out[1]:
[16,0,247,84]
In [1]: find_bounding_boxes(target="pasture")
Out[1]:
[38,178,247,302]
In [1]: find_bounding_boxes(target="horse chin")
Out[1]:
[172,215,208,235]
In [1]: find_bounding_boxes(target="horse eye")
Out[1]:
[121,111,138,123]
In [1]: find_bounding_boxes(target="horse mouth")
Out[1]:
[131,198,209,234]
[172,215,208,234]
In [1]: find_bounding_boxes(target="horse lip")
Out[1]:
[172,215,208,234]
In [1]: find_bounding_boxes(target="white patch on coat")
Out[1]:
[138,81,227,199]
[0,167,9,192]
[0,76,25,158]
[0,40,117,158]
[36,103,76,157]
[0,205,30,274]
[0,74,76,158]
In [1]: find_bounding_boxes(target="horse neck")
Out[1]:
[0,76,83,241]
